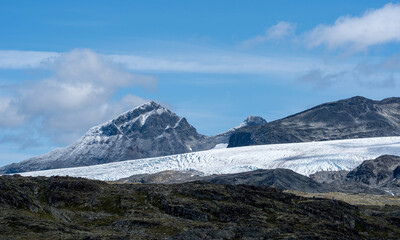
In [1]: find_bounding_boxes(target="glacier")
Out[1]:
[18,136,400,181]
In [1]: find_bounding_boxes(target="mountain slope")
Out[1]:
[229,96,400,147]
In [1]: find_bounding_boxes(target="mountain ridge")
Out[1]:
[228,96,400,147]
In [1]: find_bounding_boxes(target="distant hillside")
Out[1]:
[229,96,400,147]
[119,169,331,193]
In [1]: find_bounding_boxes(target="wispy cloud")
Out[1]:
[110,53,312,75]
[305,3,400,52]
[242,21,296,47]
[299,55,400,89]
[0,49,318,75]
[0,50,59,69]
[299,69,348,89]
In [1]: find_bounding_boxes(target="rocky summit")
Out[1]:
[229,96,400,147]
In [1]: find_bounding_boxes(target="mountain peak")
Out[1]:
[233,116,267,130]
[88,101,175,137]
[241,116,267,127]
[138,101,164,110]
[219,116,267,136]
[340,96,372,104]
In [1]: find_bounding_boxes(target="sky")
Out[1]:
[1,0,400,166]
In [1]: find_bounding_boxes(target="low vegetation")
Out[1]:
[286,191,400,206]
[1,175,400,239]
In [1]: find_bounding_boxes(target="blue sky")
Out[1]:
[1,1,400,166]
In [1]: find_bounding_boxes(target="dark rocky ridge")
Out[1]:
[229,96,400,147]
[2,175,400,239]
[118,170,205,184]
[203,169,329,193]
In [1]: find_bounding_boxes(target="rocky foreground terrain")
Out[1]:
[1,175,400,239]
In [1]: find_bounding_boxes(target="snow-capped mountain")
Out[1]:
[229,96,400,147]
[19,136,400,181]
[0,102,208,173]
[0,102,265,174]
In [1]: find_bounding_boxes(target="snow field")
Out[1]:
[20,136,400,181]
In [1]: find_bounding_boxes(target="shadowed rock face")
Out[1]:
[345,155,400,188]
[2,175,400,239]
[229,96,400,147]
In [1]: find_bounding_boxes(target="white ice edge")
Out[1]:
[18,136,400,181]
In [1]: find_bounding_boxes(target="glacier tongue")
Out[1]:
[19,136,400,181]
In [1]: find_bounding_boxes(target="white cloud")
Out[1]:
[0,96,26,127]
[0,49,156,144]
[305,3,400,51]
[242,21,296,47]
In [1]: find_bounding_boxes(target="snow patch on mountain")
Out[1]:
[18,136,400,181]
